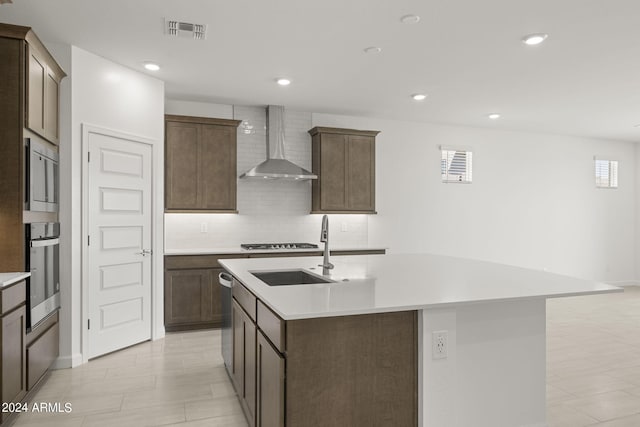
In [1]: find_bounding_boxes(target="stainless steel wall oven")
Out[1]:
[25,137,59,213]
[26,222,60,330]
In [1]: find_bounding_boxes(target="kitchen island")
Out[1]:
[220,254,620,427]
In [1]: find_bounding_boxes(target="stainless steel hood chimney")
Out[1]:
[239,105,317,180]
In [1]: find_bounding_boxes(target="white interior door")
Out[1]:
[86,129,153,359]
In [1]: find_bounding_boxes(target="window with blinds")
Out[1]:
[441,147,473,183]
[594,158,618,188]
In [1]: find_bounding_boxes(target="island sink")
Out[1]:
[251,269,334,286]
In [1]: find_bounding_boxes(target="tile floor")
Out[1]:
[546,286,640,427]
[9,286,640,426]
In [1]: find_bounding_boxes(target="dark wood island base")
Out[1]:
[230,278,418,427]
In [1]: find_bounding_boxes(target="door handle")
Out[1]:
[137,249,153,256]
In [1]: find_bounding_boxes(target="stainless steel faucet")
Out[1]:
[319,215,334,275]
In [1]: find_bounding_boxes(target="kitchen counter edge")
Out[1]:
[0,272,31,288]
[164,246,388,255]
[219,254,622,321]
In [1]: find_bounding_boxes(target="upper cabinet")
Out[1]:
[308,126,379,214]
[165,115,241,212]
[26,43,62,145]
[0,24,66,146]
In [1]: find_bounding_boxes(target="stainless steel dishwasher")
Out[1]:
[219,271,233,373]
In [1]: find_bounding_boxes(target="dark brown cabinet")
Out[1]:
[0,280,27,424]
[256,330,284,427]
[27,43,62,145]
[230,279,415,427]
[164,268,215,328]
[232,299,256,427]
[309,127,379,214]
[25,314,59,390]
[0,23,64,271]
[165,115,241,212]
[164,255,249,331]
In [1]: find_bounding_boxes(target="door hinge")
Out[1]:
[88,235,90,246]
[88,319,90,330]
[88,152,91,162]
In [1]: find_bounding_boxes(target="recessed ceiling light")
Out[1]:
[144,62,160,71]
[400,14,420,24]
[412,94,427,101]
[276,78,291,86]
[364,46,382,54]
[488,113,501,120]
[522,33,548,46]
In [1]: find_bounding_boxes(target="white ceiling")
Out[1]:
[2,0,640,142]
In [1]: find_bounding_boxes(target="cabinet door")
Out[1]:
[232,300,244,392]
[319,133,348,210]
[166,121,200,210]
[244,312,256,425]
[232,300,256,426]
[347,135,375,211]
[1,305,26,415]
[256,331,284,427]
[26,321,59,390]
[164,269,213,327]
[200,124,237,210]
[27,44,46,137]
[44,66,61,144]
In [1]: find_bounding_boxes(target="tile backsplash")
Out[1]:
[164,105,369,250]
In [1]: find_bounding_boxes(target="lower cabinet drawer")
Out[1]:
[257,301,285,353]
[27,322,59,390]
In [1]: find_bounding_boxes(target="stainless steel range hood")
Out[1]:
[239,105,317,180]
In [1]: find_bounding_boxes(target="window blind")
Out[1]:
[595,158,618,188]
[441,148,473,183]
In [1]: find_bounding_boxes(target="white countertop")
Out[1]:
[220,254,621,320]
[0,272,30,289]
[165,246,387,255]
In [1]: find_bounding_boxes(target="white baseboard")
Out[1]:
[606,280,640,287]
[51,352,83,369]
[153,325,166,341]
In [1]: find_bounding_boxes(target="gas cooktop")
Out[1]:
[241,243,319,250]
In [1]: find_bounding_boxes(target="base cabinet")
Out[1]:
[231,280,416,427]
[164,255,249,331]
[26,321,58,390]
[232,300,256,426]
[1,306,26,423]
[0,280,27,424]
[256,331,284,427]
[165,268,215,328]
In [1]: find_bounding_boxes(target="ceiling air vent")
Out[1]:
[165,19,207,40]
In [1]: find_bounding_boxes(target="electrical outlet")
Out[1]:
[432,330,448,359]
[200,223,208,233]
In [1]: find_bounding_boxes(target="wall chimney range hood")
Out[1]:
[239,105,317,180]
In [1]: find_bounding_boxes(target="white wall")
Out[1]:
[313,113,637,283]
[164,102,369,250]
[54,46,164,367]
[637,144,640,284]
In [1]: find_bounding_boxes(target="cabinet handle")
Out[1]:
[137,249,153,256]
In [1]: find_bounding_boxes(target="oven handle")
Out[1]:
[30,238,60,248]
